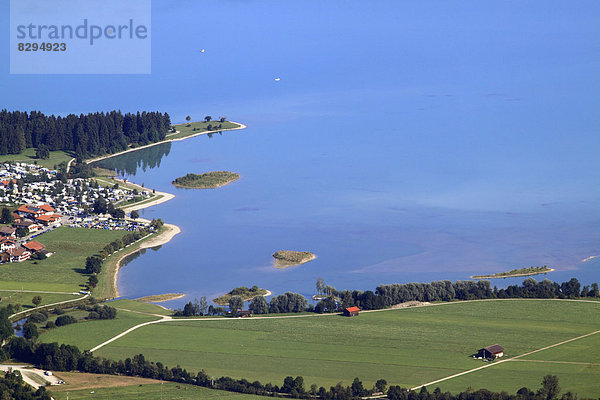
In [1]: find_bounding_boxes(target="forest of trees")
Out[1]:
[0,110,171,157]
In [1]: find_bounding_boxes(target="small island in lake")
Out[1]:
[213,286,270,305]
[273,250,316,269]
[172,171,239,189]
[471,266,554,279]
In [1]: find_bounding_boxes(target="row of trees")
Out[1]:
[0,110,171,157]
[0,335,573,400]
[314,277,598,313]
[226,277,600,316]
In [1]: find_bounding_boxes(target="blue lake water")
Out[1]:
[1,1,599,307]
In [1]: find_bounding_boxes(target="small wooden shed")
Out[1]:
[477,344,504,359]
[343,306,360,317]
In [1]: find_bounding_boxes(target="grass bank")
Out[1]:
[0,227,124,295]
[0,148,74,169]
[50,377,271,400]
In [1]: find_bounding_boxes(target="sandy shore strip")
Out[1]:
[582,255,598,263]
[113,178,175,213]
[140,223,181,249]
[470,268,555,279]
[109,223,180,299]
[84,121,246,165]
[135,293,185,303]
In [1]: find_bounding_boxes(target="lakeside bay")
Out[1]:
[96,119,600,308]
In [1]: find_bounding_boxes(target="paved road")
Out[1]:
[0,364,61,389]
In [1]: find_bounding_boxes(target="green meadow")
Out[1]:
[0,291,80,310]
[40,308,159,350]
[0,227,124,294]
[35,299,596,396]
[50,380,270,400]
[169,121,241,140]
[0,148,74,169]
[109,299,173,316]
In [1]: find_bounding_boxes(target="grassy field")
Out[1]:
[0,290,80,310]
[168,121,241,141]
[50,379,270,400]
[0,148,74,169]
[44,299,594,396]
[0,227,124,294]
[109,299,173,316]
[39,308,159,350]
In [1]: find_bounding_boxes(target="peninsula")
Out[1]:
[471,266,553,279]
[172,171,239,189]
[212,286,271,305]
[273,250,316,268]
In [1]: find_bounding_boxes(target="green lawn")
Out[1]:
[168,121,241,140]
[0,227,125,293]
[0,291,80,310]
[437,358,600,396]
[0,148,74,169]
[67,299,599,395]
[109,299,173,316]
[50,381,271,400]
[39,309,159,350]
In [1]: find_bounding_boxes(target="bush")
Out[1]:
[55,315,77,327]
[45,321,55,329]
[54,308,65,315]
[27,313,47,324]
[22,322,39,340]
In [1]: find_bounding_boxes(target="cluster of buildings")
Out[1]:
[0,234,46,263]
[0,162,154,263]
[0,162,152,217]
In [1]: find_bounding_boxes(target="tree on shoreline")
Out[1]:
[228,296,244,316]
[249,296,268,314]
[316,277,324,296]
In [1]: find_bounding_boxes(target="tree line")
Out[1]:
[211,277,599,317]
[0,109,171,158]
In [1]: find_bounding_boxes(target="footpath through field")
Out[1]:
[410,327,600,391]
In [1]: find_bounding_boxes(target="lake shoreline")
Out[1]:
[85,121,246,165]
[99,121,248,300]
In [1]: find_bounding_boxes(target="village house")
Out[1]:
[23,241,45,253]
[0,237,16,252]
[0,226,16,238]
[35,214,61,226]
[0,247,31,263]
[476,344,504,360]
[16,204,56,219]
[343,306,361,317]
[13,220,43,233]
